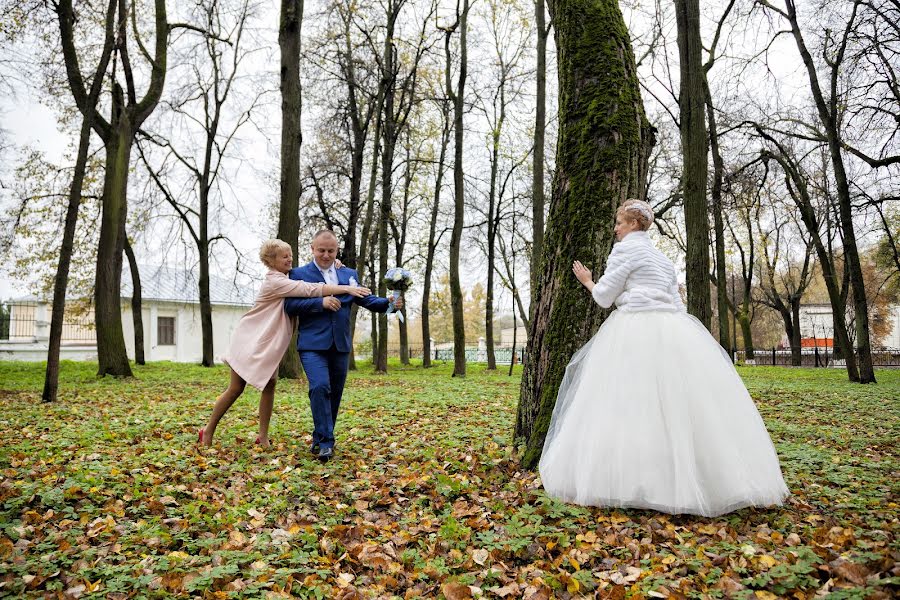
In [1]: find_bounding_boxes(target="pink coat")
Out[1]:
[223,269,324,389]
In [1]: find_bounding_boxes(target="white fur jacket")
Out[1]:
[591,231,685,312]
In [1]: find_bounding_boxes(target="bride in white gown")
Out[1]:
[538,199,789,517]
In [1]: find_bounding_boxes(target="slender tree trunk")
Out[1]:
[739,274,754,359]
[508,207,519,378]
[761,145,859,381]
[515,0,654,468]
[777,308,798,366]
[449,0,471,377]
[777,0,874,382]
[349,122,382,370]
[531,0,547,310]
[369,246,379,361]
[706,91,729,350]
[277,0,304,379]
[738,307,754,359]
[43,0,116,401]
[485,87,505,371]
[790,296,803,366]
[422,110,450,368]
[123,238,145,365]
[197,238,213,366]
[675,0,711,328]
[43,117,94,400]
[375,5,399,374]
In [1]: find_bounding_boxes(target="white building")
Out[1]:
[1,265,254,363]
[780,302,900,349]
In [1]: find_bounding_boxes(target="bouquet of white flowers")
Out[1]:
[385,267,413,322]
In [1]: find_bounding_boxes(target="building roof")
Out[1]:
[121,264,255,307]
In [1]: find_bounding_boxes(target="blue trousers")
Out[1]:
[300,347,349,449]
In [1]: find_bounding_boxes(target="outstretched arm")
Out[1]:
[355,292,391,313]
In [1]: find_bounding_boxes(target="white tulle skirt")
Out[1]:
[538,309,789,517]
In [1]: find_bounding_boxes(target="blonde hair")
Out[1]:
[616,198,654,231]
[259,239,291,268]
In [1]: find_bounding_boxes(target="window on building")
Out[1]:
[158,317,175,345]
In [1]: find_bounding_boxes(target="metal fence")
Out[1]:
[0,301,97,343]
[734,347,900,368]
[380,344,526,364]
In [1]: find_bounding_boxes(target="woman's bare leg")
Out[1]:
[202,369,247,445]
[257,378,276,448]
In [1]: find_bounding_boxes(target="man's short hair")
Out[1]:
[312,229,337,241]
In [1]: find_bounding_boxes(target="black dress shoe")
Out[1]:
[309,443,320,456]
[317,446,334,462]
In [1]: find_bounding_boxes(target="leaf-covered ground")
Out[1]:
[0,360,897,599]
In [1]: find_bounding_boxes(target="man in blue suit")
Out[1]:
[284,230,402,461]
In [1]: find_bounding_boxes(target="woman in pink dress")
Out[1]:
[199,239,371,448]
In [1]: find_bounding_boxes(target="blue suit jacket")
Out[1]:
[284,261,390,352]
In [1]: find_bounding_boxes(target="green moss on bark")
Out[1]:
[516,0,652,468]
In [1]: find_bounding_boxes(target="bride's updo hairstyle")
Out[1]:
[616,198,654,231]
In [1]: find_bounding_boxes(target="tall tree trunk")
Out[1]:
[738,308,754,359]
[349,121,382,370]
[706,87,729,350]
[675,0,711,328]
[395,140,412,366]
[448,0,470,377]
[531,0,548,310]
[375,3,400,374]
[277,0,304,379]
[197,237,213,366]
[761,144,859,381]
[62,0,168,378]
[485,82,506,371]
[777,307,798,366]
[44,113,96,400]
[515,0,654,468]
[95,96,134,378]
[776,0,874,382]
[422,108,450,368]
[123,238,144,365]
[43,0,116,401]
[790,296,802,366]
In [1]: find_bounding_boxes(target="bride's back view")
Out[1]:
[539,199,788,517]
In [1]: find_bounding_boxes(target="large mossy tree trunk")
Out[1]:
[277,0,304,380]
[515,0,654,468]
[675,0,711,329]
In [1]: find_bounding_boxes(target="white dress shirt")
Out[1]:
[316,262,338,286]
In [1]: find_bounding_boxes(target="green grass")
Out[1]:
[0,360,897,598]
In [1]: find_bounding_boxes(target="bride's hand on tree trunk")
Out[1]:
[572,261,594,290]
